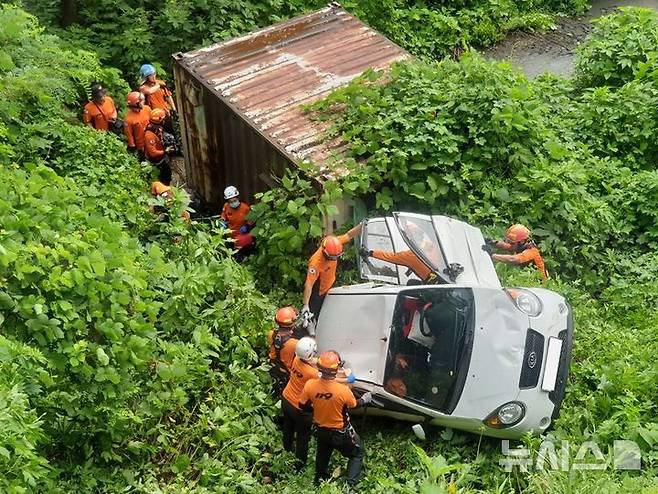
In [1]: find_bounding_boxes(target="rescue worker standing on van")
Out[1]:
[299,350,371,486]
[302,223,362,322]
[359,247,436,283]
[268,307,299,395]
[124,92,151,156]
[144,108,173,184]
[486,224,548,281]
[281,337,318,467]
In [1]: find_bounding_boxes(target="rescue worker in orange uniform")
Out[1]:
[281,337,318,467]
[82,83,118,131]
[124,91,151,156]
[220,186,255,257]
[299,350,371,486]
[268,307,300,395]
[144,108,173,184]
[302,223,363,322]
[150,181,190,221]
[485,224,548,281]
[359,247,437,284]
[139,64,176,134]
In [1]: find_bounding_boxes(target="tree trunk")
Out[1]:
[59,0,77,27]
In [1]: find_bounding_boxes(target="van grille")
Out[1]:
[519,328,544,389]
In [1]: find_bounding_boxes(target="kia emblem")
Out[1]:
[528,351,537,369]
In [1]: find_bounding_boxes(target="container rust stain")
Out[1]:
[173,4,408,208]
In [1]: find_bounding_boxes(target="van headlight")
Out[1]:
[506,288,543,317]
[484,401,526,428]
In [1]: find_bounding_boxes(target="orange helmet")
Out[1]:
[322,236,343,260]
[274,306,298,328]
[127,91,142,107]
[150,108,167,125]
[505,224,530,243]
[151,181,171,197]
[318,350,341,378]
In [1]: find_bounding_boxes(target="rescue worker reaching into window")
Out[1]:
[220,186,255,258]
[484,224,548,281]
[268,306,299,395]
[144,108,173,185]
[139,64,176,134]
[281,337,318,467]
[124,92,151,158]
[299,350,371,487]
[83,83,118,132]
[302,223,363,323]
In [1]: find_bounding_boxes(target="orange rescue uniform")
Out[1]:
[371,249,432,281]
[267,329,297,371]
[299,378,358,429]
[144,128,165,161]
[305,234,351,296]
[82,97,117,131]
[221,201,251,231]
[140,80,173,113]
[124,105,152,151]
[498,242,548,280]
[283,357,319,410]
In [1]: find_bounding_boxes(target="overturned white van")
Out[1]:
[314,213,573,439]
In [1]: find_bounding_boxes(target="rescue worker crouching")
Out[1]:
[281,337,318,467]
[299,350,371,486]
[268,307,299,395]
[150,181,190,221]
[144,108,173,185]
[484,224,548,281]
[220,186,255,258]
[124,91,151,159]
[302,223,363,324]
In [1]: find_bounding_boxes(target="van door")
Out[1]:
[392,212,501,288]
[359,218,421,285]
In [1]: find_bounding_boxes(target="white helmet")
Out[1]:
[295,337,317,361]
[224,186,239,200]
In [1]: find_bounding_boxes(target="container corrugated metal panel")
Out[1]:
[173,4,408,207]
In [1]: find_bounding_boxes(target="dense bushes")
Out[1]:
[575,7,658,88]
[2,2,658,493]
[0,6,279,491]
[24,0,589,80]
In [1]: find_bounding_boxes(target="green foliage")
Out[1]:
[24,0,586,80]
[568,81,658,166]
[247,169,343,293]
[2,3,658,493]
[0,337,53,492]
[575,7,658,88]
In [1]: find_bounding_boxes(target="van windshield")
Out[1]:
[383,287,475,414]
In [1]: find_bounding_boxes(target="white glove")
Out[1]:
[360,392,372,405]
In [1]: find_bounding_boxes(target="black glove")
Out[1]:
[359,246,372,259]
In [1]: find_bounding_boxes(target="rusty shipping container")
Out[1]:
[172,3,408,209]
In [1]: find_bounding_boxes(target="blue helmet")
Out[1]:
[140,63,156,79]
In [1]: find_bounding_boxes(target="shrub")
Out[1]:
[575,7,658,88]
